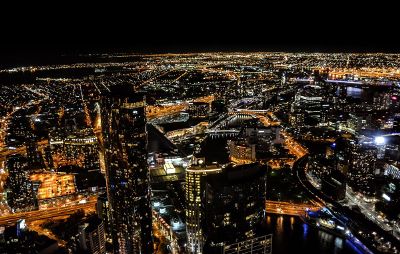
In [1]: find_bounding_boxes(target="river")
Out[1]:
[265,214,363,254]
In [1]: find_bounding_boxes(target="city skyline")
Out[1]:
[1,51,400,254]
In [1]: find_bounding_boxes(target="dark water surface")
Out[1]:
[266,214,362,254]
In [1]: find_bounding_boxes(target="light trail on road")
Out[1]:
[0,199,96,226]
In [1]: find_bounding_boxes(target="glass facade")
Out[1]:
[101,86,153,254]
[185,156,221,254]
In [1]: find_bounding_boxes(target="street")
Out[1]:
[0,198,96,226]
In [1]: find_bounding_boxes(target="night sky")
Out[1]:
[1,3,398,67]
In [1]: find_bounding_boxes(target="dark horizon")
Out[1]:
[2,0,399,67]
[1,43,400,68]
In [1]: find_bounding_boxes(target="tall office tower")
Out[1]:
[202,163,267,254]
[79,217,106,254]
[333,137,353,175]
[349,144,378,197]
[100,85,153,254]
[320,169,347,201]
[25,134,43,170]
[97,193,112,242]
[186,156,222,254]
[5,154,37,212]
[290,85,329,127]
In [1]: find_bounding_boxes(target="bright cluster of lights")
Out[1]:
[374,136,385,145]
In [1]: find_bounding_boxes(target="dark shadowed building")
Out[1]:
[100,85,153,254]
[202,163,267,253]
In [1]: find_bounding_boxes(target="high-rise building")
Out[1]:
[100,85,153,254]
[320,170,347,201]
[5,154,37,212]
[79,217,106,254]
[202,163,267,254]
[97,193,112,242]
[290,85,330,127]
[186,156,222,254]
[332,138,353,175]
[376,181,400,220]
[349,144,377,197]
[25,134,43,170]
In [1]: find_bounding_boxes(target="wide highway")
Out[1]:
[0,199,96,226]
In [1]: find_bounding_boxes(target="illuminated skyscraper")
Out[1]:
[101,85,153,254]
[5,154,37,212]
[349,144,377,197]
[97,193,112,242]
[186,156,221,253]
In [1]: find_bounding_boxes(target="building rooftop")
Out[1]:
[205,162,267,188]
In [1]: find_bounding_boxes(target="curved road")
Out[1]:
[294,155,400,253]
